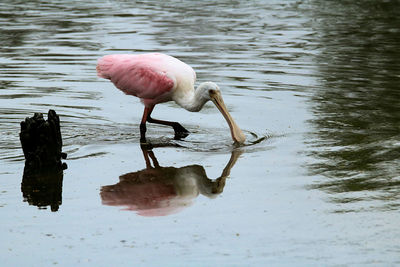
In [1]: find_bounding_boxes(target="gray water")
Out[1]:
[1,0,400,266]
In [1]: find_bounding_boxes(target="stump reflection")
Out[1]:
[21,166,63,212]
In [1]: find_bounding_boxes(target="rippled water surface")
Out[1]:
[1,0,400,266]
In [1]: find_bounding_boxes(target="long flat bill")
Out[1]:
[210,91,246,144]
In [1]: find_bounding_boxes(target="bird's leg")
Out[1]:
[140,106,153,143]
[147,117,189,140]
[146,111,190,140]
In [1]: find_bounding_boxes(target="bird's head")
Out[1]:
[196,82,220,100]
[197,82,246,144]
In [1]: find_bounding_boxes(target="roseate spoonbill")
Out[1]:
[96,53,246,144]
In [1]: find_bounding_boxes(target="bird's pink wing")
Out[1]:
[97,54,175,99]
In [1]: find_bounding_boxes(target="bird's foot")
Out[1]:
[140,138,154,151]
[173,124,190,140]
[174,131,189,140]
[140,141,153,150]
[140,135,149,145]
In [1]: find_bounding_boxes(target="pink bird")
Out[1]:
[97,53,245,144]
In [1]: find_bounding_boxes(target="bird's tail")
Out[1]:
[96,55,115,79]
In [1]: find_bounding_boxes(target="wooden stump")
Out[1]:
[20,110,67,211]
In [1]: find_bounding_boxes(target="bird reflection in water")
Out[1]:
[100,145,242,216]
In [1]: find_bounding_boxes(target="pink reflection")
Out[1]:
[100,147,241,217]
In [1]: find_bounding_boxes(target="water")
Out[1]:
[1,0,399,265]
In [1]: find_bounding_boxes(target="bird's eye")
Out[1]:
[209,89,216,94]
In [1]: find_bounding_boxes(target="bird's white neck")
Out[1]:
[174,84,210,112]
